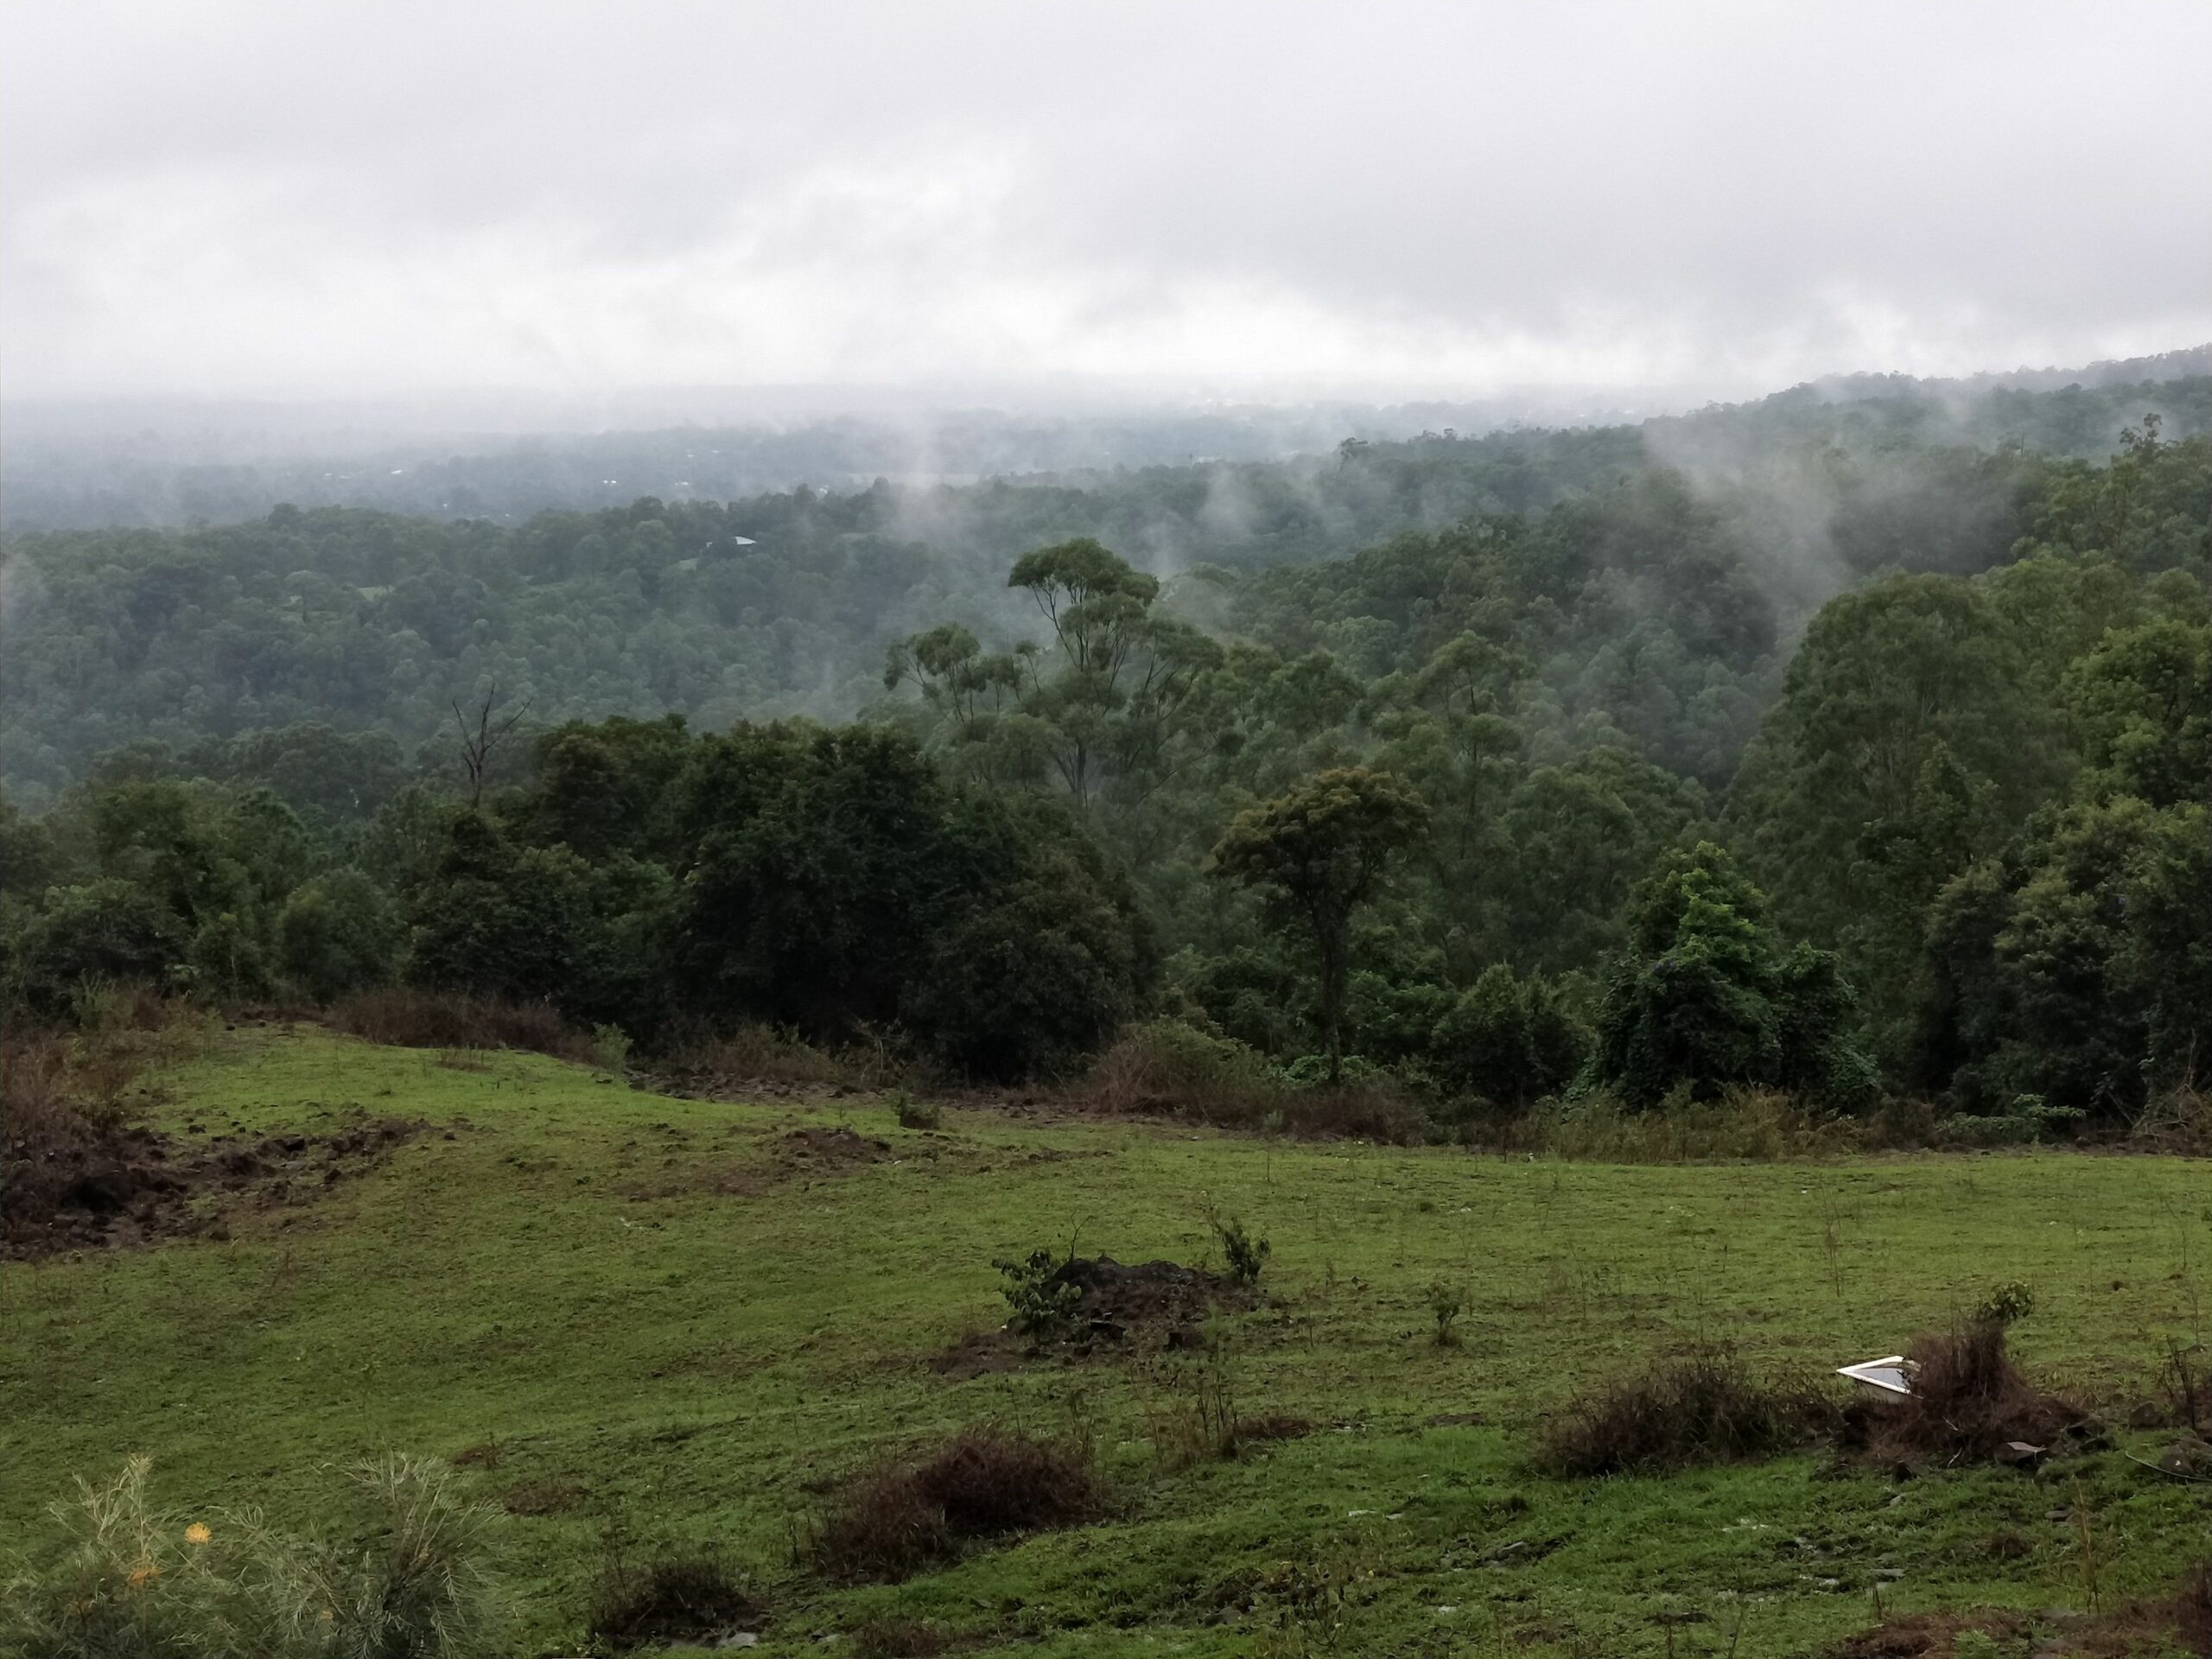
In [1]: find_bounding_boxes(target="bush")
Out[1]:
[1086,1019,1285,1123]
[1430,963,1589,1107]
[1208,1207,1269,1287]
[2,1454,504,1659]
[1428,1282,1465,1346]
[814,1429,1099,1581]
[586,1544,756,1650]
[324,986,596,1065]
[658,1021,901,1089]
[1541,1354,1834,1476]
[1866,1322,2081,1463]
[10,881,189,1016]
[995,1249,1086,1347]
[892,1092,941,1130]
[1084,1021,1429,1142]
[277,868,402,1001]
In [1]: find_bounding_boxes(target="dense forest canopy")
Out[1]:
[3,364,2208,1130]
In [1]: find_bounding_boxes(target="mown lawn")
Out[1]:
[5,1026,2211,1656]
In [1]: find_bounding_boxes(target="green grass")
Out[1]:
[7,1026,2212,1656]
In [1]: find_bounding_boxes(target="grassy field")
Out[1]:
[6,1026,2212,1656]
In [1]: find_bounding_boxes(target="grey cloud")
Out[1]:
[2,0,2208,402]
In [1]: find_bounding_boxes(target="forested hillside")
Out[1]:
[3,378,2206,1130]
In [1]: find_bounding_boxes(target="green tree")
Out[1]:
[1430,963,1589,1108]
[1209,767,1430,1081]
[1591,842,1876,1109]
[279,868,402,1001]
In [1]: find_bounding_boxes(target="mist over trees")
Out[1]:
[3,367,2207,1129]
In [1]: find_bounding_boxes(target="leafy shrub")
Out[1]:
[994,1249,1085,1346]
[1936,1095,2086,1148]
[666,1022,860,1087]
[2,1453,504,1659]
[1589,842,1878,1110]
[1971,1281,2035,1328]
[277,868,402,1001]
[1208,1208,1270,1287]
[1428,1282,1465,1346]
[1541,1354,1834,1476]
[592,1023,633,1074]
[892,1092,941,1131]
[10,881,189,1016]
[814,1429,1099,1581]
[1429,963,1589,1107]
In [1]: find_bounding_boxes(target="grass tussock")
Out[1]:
[586,1547,758,1650]
[814,1429,1100,1581]
[2,1012,189,1254]
[1866,1322,2082,1465]
[325,986,596,1064]
[853,1615,948,1658]
[1084,1020,1426,1143]
[1516,1087,1864,1163]
[1541,1353,1834,1477]
[1,1454,503,1659]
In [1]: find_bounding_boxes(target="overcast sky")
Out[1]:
[4,0,2209,408]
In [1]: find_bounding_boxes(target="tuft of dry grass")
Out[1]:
[814,1429,1101,1582]
[854,1615,947,1658]
[1864,1322,2082,1465]
[1541,1352,1835,1477]
[586,1547,757,1650]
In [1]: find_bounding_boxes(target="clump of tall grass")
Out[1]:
[1084,1020,1427,1142]
[2,1454,505,1659]
[1541,1353,1835,1476]
[1519,1086,1863,1163]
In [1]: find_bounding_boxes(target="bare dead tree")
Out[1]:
[452,682,531,806]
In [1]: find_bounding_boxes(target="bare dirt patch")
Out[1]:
[1826,1611,2031,1658]
[3,1114,423,1260]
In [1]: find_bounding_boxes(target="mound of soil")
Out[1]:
[931,1254,1255,1374]
[1046,1254,1254,1339]
[780,1127,891,1167]
[2,1116,421,1259]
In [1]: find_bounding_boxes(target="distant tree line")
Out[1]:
[2,398,2204,1126]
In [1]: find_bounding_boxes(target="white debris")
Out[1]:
[1836,1355,1915,1395]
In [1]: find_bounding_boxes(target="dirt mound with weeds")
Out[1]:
[1050,1254,1254,1338]
[814,1428,1100,1581]
[3,1114,422,1259]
